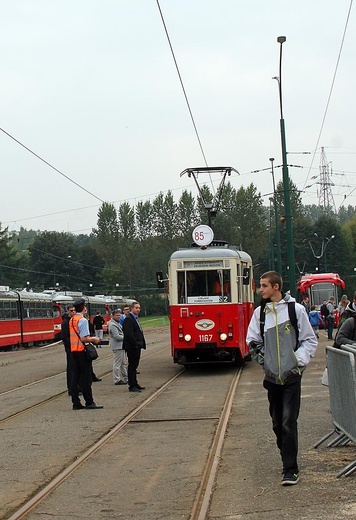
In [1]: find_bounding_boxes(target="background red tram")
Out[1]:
[296,272,346,327]
[0,287,54,349]
[167,242,255,364]
[52,293,118,338]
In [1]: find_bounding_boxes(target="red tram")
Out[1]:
[167,241,255,365]
[0,287,129,349]
[296,272,346,326]
[53,293,118,337]
[0,287,54,349]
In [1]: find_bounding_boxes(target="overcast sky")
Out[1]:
[1,0,355,235]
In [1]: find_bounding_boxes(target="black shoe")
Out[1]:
[129,387,141,392]
[136,384,145,390]
[85,402,104,409]
[73,404,85,410]
[115,381,127,385]
[282,471,299,486]
[92,377,102,382]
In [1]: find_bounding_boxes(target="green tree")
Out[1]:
[28,231,82,290]
[136,200,153,240]
[176,190,197,241]
[92,202,119,264]
[0,224,28,288]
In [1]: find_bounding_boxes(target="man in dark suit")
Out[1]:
[122,301,146,392]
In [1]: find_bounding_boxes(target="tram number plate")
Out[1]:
[199,334,213,342]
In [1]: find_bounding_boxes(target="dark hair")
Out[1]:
[130,301,139,309]
[260,271,283,291]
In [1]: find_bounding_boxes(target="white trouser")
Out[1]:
[95,329,104,341]
[113,349,128,383]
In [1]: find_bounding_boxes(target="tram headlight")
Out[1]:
[220,333,227,341]
[184,334,191,342]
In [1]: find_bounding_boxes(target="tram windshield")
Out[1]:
[309,282,337,308]
[178,269,231,304]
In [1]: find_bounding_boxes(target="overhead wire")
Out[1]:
[155,0,215,196]
[303,0,354,191]
[0,127,104,204]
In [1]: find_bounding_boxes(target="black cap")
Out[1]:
[73,298,86,309]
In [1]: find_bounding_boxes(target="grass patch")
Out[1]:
[139,315,169,327]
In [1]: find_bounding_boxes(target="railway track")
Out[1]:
[0,346,167,424]
[5,360,243,520]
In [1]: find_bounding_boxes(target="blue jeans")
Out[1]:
[326,317,334,340]
[263,377,301,474]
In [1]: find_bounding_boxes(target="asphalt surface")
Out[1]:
[208,332,356,519]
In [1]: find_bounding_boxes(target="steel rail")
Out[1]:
[8,368,185,520]
[0,346,168,424]
[190,367,243,520]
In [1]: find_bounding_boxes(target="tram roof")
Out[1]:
[170,246,252,262]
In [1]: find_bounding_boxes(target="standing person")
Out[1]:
[108,309,128,386]
[119,305,130,326]
[301,296,310,315]
[69,298,103,410]
[341,292,356,320]
[93,311,105,342]
[61,305,76,395]
[337,294,349,329]
[334,315,356,347]
[122,301,146,392]
[326,296,336,340]
[308,305,323,338]
[83,307,101,382]
[246,271,317,486]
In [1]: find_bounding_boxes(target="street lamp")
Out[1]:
[305,234,335,272]
[273,36,296,294]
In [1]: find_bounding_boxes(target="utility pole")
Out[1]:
[270,158,283,275]
[274,36,296,294]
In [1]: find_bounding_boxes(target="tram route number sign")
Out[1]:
[192,225,214,247]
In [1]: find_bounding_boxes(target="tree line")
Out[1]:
[1,180,356,307]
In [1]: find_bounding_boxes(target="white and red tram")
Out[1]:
[0,287,54,349]
[168,241,255,364]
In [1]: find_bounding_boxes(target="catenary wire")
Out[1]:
[0,127,104,204]
[303,0,353,190]
[155,0,215,196]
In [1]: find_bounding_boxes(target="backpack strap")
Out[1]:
[259,298,268,340]
[288,301,299,349]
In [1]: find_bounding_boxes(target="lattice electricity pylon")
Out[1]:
[318,147,336,213]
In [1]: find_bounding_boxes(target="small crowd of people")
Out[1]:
[300,292,356,344]
[61,299,146,411]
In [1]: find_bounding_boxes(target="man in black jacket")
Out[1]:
[61,305,76,394]
[122,301,146,392]
[334,316,356,348]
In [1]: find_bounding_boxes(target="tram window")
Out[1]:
[178,270,231,303]
[240,264,250,302]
